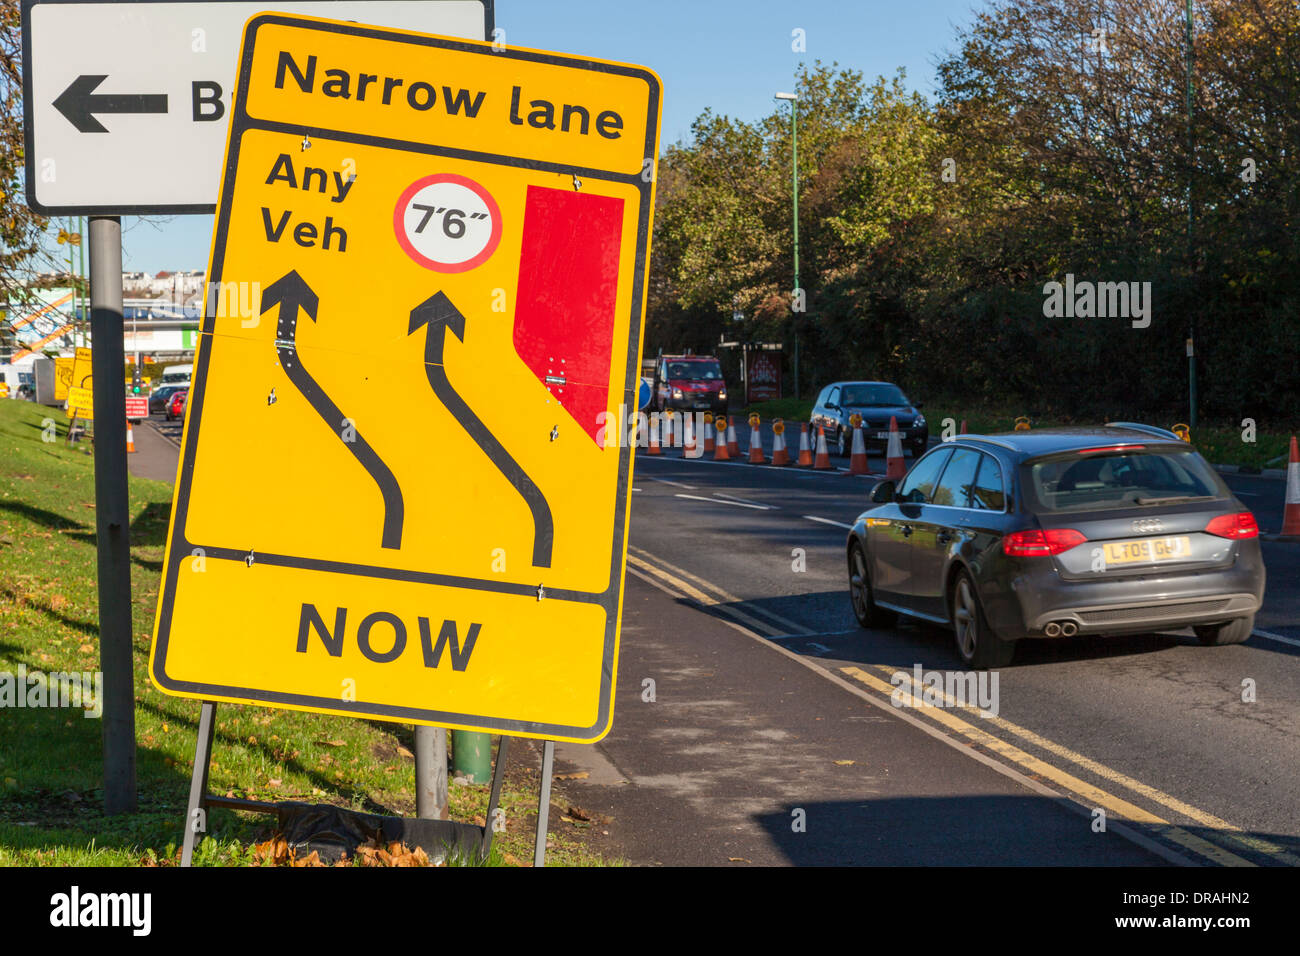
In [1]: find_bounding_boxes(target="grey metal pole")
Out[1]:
[88,215,137,814]
[413,725,448,819]
[534,739,555,867]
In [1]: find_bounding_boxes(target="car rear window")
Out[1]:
[1021,447,1227,513]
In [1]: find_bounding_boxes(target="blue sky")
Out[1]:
[116,0,979,272]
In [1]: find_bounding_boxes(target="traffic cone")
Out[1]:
[703,413,716,454]
[726,417,740,459]
[1282,436,1300,536]
[797,423,813,467]
[663,412,675,450]
[959,419,967,435]
[748,416,766,464]
[886,415,906,480]
[771,421,791,466]
[126,421,136,454]
[813,426,833,470]
[683,413,699,459]
[848,422,868,475]
[713,417,731,461]
[647,414,661,455]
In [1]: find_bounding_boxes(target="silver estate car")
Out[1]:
[846,424,1266,668]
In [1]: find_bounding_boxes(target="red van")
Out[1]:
[652,354,728,415]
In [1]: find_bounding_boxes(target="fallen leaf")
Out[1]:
[565,804,613,825]
[728,857,751,863]
[396,745,414,759]
[554,771,589,780]
[316,739,345,747]
[834,760,855,766]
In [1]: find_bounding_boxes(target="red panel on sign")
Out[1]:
[125,397,149,419]
[512,186,625,446]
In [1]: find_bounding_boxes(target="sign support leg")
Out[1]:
[181,701,218,867]
[480,736,509,860]
[414,725,449,820]
[88,214,136,814]
[534,739,554,868]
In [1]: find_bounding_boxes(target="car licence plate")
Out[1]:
[1103,536,1192,565]
[874,431,891,439]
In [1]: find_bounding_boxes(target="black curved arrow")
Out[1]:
[262,271,404,550]
[54,75,168,133]
[409,292,553,568]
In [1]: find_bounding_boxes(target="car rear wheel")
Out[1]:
[951,570,1015,669]
[849,541,896,629]
[1194,615,1254,646]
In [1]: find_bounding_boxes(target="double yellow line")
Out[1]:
[625,546,1296,868]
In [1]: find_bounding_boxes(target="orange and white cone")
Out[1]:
[726,417,740,459]
[747,415,766,464]
[1282,436,1300,536]
[126,421,136,454]
[713,417,731,461]
[848,421,869,475]
[959,419,967,436]
[663,412,675,450]
[703,413,716,454]
[647,414,661,455]
[771,420,790,466]
[885,415,906,480]
[683,413,700,459]
[797,423,813,466]
[813,426,834,470]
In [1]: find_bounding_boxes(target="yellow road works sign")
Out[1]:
[54,356,74,401]
[66,347,92,419]
[149,14,661,742]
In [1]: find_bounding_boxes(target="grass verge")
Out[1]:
[0,399,615,866]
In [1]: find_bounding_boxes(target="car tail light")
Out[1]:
[1205,512,1259,539]
[1003,528,1087,557]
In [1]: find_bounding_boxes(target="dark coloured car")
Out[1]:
[652,354,728,415]
[811,381,928,458]
[845,424,1265,668]
[148,385,185,415]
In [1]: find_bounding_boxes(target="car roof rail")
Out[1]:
[954,434,1018,452]
[1104,421,1182,441]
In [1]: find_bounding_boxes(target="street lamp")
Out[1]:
[775,91,800,400]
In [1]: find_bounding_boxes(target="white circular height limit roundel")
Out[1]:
[394,173,502,273]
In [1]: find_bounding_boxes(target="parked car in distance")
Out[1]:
[148,384,185,415]
[166,389,188,421]
[845,424,1265,668]
[811,381,928,457]
[652,354,728,416]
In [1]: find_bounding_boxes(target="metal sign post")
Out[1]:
[87,215,136,813]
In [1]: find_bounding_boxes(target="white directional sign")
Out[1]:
[21,0,492,215]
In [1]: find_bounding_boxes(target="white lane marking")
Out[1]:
[1253,628,1300,648]
[674,493,772,511]
[803,515,853,530]
[713,492,773,508]
[631,487,641,492]
[767,629,861,641]
[638,454,865,476]
[645,476,696,490]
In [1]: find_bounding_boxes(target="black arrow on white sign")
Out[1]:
[53,75,168,133]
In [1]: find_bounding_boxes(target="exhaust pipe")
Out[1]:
[1044,622,1061,637]
[1061,621,1078,637]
